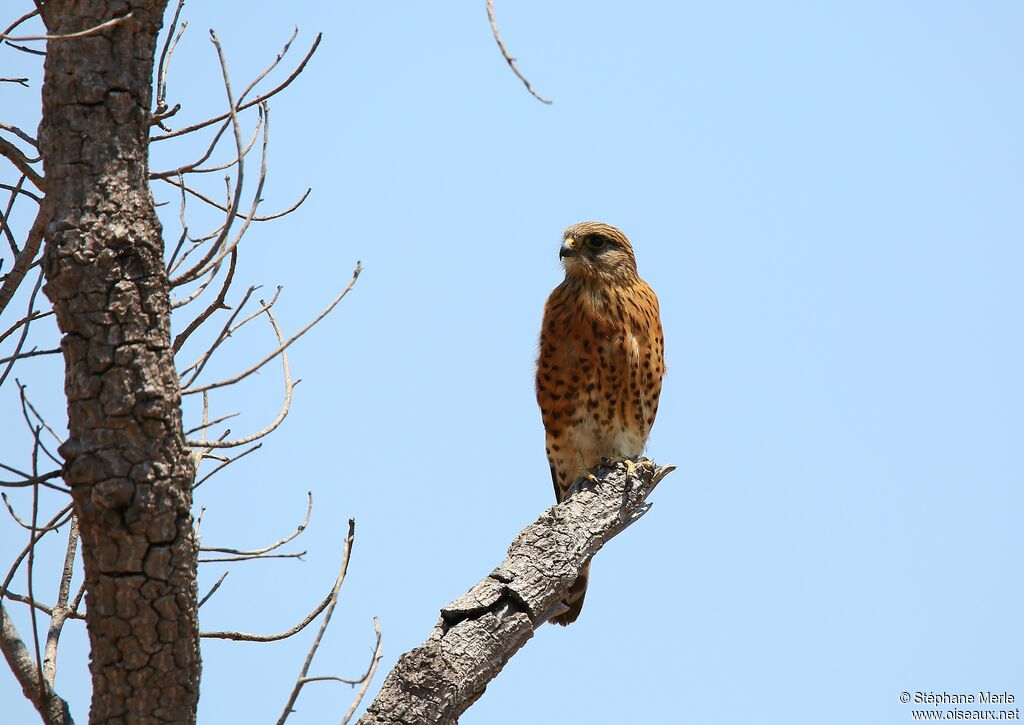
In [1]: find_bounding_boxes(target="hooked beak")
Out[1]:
[559,238,577,259]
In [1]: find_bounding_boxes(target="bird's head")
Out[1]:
[559,221,639,283]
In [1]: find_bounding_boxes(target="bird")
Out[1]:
[535,221,665,626]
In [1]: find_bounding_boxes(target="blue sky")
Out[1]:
[2,2,1022,723]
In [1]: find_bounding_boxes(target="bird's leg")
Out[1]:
[564,453,600,498]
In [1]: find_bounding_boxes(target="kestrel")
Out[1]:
[536,221,665,626]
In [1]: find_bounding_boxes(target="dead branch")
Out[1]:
[159,174,309,222]
[153,105,263,179]
[4,12,132,42]
[0,267,44,388]
[192,443,261,490]
[0,136,43,189]
[340,620,384,725]
[183,263,361,395]
[277,519,369,725]
[42,517,78,685]
[0,601,73,725]
[187,302,297,448]
[0,206,47,318]
[166,31,249,290]
[152,33,321,142]
[154,0,186,122]
[177,285,276,388]
[201,492,312,558]
[359,459,676,724]
[485,0,552,104]
[0,8,39,43]
[172,247,236,349]
[201,517,357,643]
[0,122,39,149]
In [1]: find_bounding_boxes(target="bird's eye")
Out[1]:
[586,236,606,250]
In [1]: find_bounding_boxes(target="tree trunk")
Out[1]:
[38,2,200,723]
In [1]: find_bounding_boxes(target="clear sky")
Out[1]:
[1,2,1022,723]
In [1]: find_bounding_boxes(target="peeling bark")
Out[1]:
[359,460,674,724]
[37,2,199,723]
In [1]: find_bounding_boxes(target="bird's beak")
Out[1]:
[559,238,577,259]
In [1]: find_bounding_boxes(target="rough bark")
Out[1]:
[359,459,674,724]
[37,2,200,723]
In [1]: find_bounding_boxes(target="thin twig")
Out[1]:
[187,301,297,448]
[197,571,229,608]
[201,492,312,557]
[172,247,236,350]
[154,0,186,118]
[184,264,361,395]
[340,617,384,725]
[201,523,348,643]
[0,207,47,318]
[192,443,261,489]
[5,12,132,42]
[168,30,248,289]
[0,268,44,388]
[276,519,359,724]
[152,33,321,142]
[0,136,43,188]
[26,426,44,701]
[485,0,552,104]
[0,122,39,149]
[0,8,39,43]
[42,517,78,685]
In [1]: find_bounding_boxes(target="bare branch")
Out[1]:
[276,519,361,724]
[201,492,312,557]
[359,460,676,724]
[0,136,43,189]
[197,571,229,609]
[154,0,186,120]
[1,601,73,725]
[0,267,45,388]
[0,123,39,150]
[183,263,361,395]
[184,411,238,436]
[192,442,261,490]
[172,247,236,351]
[153,105,263,179]
[5,12,132,42]
[0,77,30,86]
[485,0,552,105]
[167,31,248,289]
[2,504,74,607]
[158,174,309,222]
[201,517,354,643]
[341,618,384,725]
[0,311,51,346]
[3,41,46,56]
[0,8,39,43]
[187,301,297,448]
[0,206,47,318]
[152,33,321,142]
[0,181,42,203]
[177,284,272,390]
[198,551,305,564]
[42,517,79,685]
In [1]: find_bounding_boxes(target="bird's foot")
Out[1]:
[599,456,653,479]
[565,469,600,498]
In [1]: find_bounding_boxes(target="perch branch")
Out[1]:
[359,458,676,724]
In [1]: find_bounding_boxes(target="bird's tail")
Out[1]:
[551,559,591,626]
